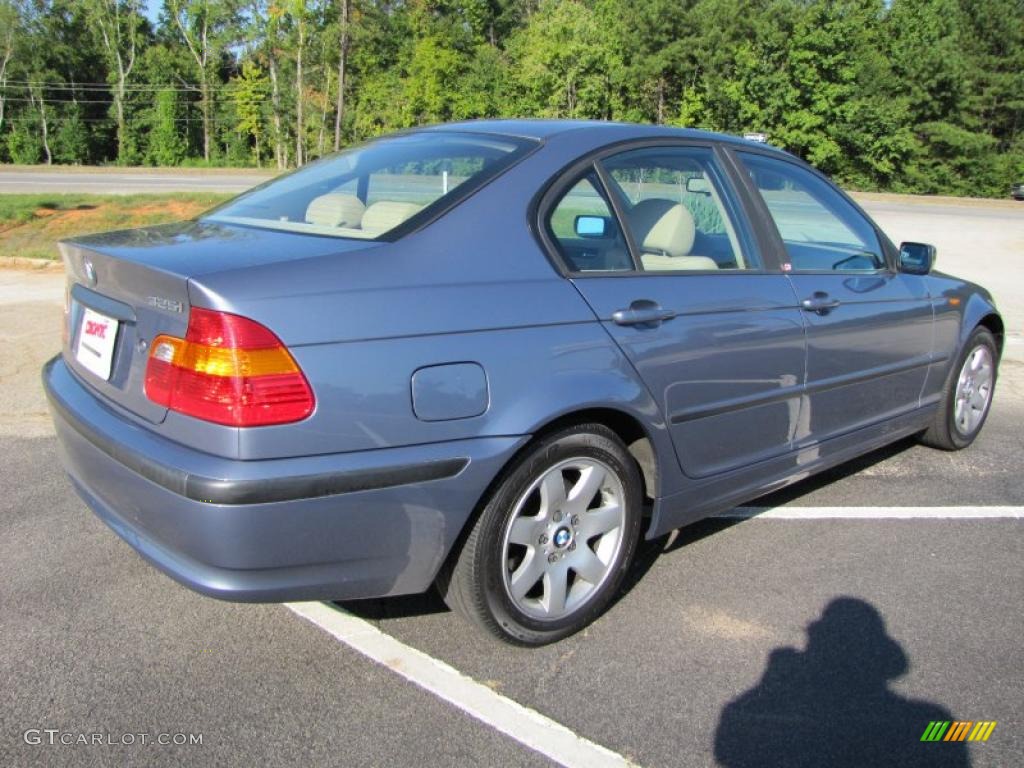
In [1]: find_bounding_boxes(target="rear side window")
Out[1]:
[546,171,633,272]
[739,152,885,272]
[600,147,755,271]
[206,132,535,240]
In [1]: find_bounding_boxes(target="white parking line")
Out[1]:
[286,505,1021,765]
[285,601,638,768]
[718,505,1024,519]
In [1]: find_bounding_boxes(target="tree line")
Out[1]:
[0,0,1021,196]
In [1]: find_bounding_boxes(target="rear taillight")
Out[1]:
[144,308,314,427]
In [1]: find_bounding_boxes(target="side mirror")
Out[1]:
[575,214,612,239]
[899,242,936,275]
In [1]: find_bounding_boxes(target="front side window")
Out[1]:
[739,152,885,272]
[206,131,534,240]
[600,147,754,271]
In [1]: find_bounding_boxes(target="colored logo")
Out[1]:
[85,320,107,339]
[921,721,997,742]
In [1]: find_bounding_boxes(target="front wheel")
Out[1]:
[919,326,998,450]
[438,424,643,646]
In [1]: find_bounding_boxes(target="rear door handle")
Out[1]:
[612,300,677,326]
[800,292,841,314]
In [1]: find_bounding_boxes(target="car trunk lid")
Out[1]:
[63,240,191,424]
[60,219,381,424]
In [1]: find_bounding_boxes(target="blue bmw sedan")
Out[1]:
[45,120,1002,645]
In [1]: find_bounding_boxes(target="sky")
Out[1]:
[143,1,161,27]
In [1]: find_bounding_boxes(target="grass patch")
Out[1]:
[0,192,232,260]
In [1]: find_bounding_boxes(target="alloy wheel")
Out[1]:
[500,458,626,620]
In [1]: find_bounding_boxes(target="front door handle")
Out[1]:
[612,300,677,326]
[800,292,841,314]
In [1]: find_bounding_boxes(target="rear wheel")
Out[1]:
[438,424,643,645]
[919,327,997,450]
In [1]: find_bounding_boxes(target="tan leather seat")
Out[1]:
[305,193,366,228]
[360,201,424,236]
[628,198,718,271]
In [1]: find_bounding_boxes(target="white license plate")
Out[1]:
[76,307,119,381]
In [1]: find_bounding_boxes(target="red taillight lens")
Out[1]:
[144,308,314,427]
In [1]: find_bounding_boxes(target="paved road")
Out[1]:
[0,168,271,195]
[0,270,1021,767]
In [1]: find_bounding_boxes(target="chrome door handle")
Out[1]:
[800,292,841,314]
[612,301,677,326]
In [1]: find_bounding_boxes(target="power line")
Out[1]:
[2,97,118,104]
[1,71,330,91]
[3,116,247,123]
[0,81,243,92]
[0,96,225,105]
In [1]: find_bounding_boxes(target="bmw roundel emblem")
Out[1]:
[553,527,572,548]
[83,258,97,286]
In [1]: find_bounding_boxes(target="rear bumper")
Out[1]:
[44,356,527,602]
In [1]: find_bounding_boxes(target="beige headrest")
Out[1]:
[305,193,366,228]
[640,254,719,271]
[629,199,696,258]
[361,201,423,235]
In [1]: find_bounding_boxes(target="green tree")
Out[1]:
[7,119,40,163]
[52,102,91,163]
[595,0,688,124]
[0,0,1018,191]
[244,0,290,167]
[331,0,353,150]
[146,89,188,165]
[404,35,469,124]
[232,59,269,165]
[82,0,146,164]
[958,0,1024,194]
[167,0,240,162]
[350,67,406,138]
[0,0,26,139]
[508,0,615,119]
[450,43,511,120]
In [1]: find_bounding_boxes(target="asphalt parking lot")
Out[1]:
[2,193,1023,767]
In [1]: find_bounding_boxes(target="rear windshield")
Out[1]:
[205,131,535,240]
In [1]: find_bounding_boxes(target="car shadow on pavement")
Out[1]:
[655,436,920,559]
[337,591,450,621]
[713,597,969,768]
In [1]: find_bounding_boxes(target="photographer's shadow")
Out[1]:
[714,598,969,768]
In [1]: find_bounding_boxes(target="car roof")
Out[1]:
[418,118,788,153]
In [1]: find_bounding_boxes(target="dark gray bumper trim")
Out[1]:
[43,356,468,505]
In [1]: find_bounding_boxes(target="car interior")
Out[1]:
[742,154,886,272]
[550,157,748,273]
[207,133,528,240]
[303,193,425,237]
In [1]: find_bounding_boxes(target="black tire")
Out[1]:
[919,326,998,450]
[437,423,643,646]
